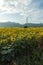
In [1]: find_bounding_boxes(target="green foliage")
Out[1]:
[0,35,43,65]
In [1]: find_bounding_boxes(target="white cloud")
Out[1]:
[0,0,4,7]
[0,0,32,14]
[0,0,43,23]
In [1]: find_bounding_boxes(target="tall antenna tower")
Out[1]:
[26,17,28,23]
[24,17,28,28]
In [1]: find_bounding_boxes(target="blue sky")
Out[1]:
[0,0,43,24]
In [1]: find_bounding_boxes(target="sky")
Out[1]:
[0,0,43,24]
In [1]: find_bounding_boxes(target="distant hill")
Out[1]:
[23,23,43,27]
[0,22,43,27]
[0,22,22,27]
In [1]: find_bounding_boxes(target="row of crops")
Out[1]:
[0,27,43,65]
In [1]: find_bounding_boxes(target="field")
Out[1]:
[0,27,43,43]
[0,27,43,65]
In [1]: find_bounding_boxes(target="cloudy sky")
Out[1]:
[0,0,43,24]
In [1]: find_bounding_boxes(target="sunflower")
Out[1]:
[10,37,16,42]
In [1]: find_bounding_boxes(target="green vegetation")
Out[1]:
[0,35,43,65]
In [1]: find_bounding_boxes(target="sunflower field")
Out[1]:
[0,27,43,65]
